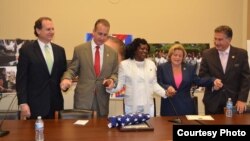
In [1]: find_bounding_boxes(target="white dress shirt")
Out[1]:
[91,40,104,70]
[219,47,230,73]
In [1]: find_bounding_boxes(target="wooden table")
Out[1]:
[1,114,250,141]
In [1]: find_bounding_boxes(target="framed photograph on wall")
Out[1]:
[0,39,29,94]
[0,67,16,93]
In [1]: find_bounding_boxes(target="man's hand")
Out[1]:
[213,79,223,90]
[103,78,114,89]
[20,103,31,120]
[236,100,247,114]
[60,79,72,91]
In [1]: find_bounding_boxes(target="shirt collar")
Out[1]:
[91,40,104,49]
[219,46,230,55]
[38,39,51,48]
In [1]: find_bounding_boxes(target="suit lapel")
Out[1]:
[85,43,95,77]
[51,44,57,75]
[33,41,49,74]
[225,46,236,75]
[178,64,187,89]
[101,45,110,77]
[211,49,224,74]
[167,63,177,89]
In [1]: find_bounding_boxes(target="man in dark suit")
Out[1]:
[16,17,67,119]
[60,19,118,117]
[199,25,250,114]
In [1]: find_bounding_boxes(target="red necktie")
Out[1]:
[94,46,100,76]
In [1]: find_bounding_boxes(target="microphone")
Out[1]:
[191,86,198,115]
[191,86,198,97]
[168,97,182,124]
[0,93,18,137]
[167,86,199,124]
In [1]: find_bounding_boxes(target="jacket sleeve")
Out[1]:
[16,47,29,104]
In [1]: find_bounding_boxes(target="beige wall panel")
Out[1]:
[0,0,247,59]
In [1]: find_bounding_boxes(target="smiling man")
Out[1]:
[17,17,67,119]
[60,19,118,117]
[199,25,250,115]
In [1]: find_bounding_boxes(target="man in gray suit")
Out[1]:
[60,19,118,117]
[199,25,250,114]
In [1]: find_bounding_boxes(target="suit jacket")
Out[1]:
[62,42,118,116]
[16,40,67,118]
[110,59,166,115]
[157,62,213,116]
[199,46,250,114]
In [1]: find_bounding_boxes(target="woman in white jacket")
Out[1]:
[107,38,169,117]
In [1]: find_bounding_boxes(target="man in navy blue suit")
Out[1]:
[16,17,67,119]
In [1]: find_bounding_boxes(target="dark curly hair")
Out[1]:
[125,38,150,59]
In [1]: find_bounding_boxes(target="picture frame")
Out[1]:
[0,39,30,94]
[119,121,154,132]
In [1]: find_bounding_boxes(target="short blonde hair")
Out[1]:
[167,43,187,63]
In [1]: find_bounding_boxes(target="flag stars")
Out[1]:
[107,113,151,128]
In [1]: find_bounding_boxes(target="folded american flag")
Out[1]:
[108,113,151,128]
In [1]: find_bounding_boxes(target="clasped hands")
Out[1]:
[213,79,223,91]
[60,79,72,91]
[165,78,223,97]
[103,78,115,89]
[165,86,176,97]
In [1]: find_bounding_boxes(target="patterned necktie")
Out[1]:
[94,46,100,76]
[44,44,53,74]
